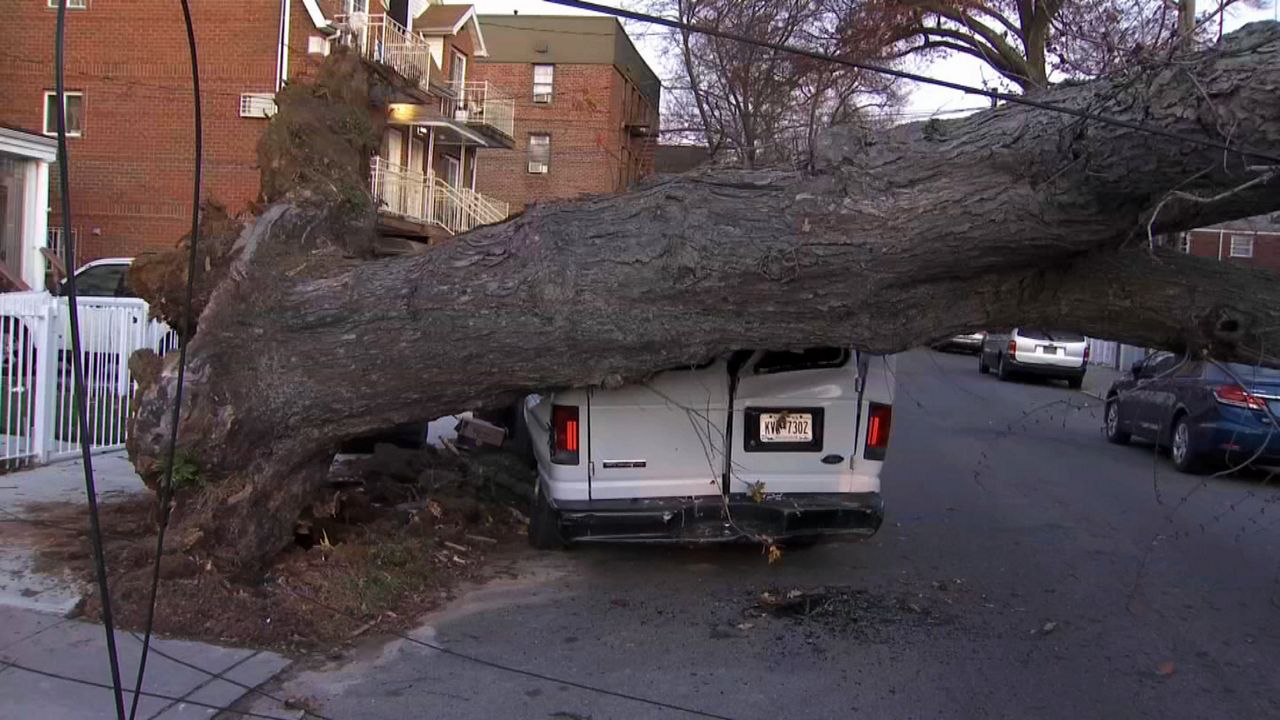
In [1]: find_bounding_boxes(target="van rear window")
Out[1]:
[754,347,850,375]
[1018,330,1085,342]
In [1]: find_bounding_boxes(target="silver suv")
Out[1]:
[979,329,1088,389]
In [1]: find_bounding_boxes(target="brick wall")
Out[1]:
[1187,229,1280,274]
[0,0,337,263]
[471,62,658,212]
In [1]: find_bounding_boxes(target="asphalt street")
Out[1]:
[249,350,1280,720]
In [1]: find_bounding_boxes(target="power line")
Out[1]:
[125,0,205,717]
[541,0,1280,165]
[127,634,337,720]
[277,583,739,720]
[0,658,305,720]
[52,0,128,717]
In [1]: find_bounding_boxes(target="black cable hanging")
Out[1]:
[52,1,128,717]
[543,0,1280,166]
[125,0,204,717]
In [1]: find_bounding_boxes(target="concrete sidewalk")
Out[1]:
[0,604,291,720]
[0,453,144,615]
[0,454,295,720]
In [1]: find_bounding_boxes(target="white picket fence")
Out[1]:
[0,293,177,470]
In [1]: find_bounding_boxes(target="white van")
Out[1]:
[522,348,895,547]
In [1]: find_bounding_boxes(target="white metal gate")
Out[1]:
[0,293,176,470]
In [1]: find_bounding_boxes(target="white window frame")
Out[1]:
[532,64,554,104]
[527,133,550,174]
[1229,234,1254,258]
[47,0,88,8]
[450,49,467,86]
[43,91,84,137]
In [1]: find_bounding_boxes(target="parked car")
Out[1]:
[932,332,985,353]
[2,257,142,376]
[979,329,1088,388]
[520,348,895,548]
[1103,352,1280,473]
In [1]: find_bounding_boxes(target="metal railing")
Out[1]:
[336,13,437,92]
[370,157,509,234]
[442,81,516,139]
[0,294,178,469]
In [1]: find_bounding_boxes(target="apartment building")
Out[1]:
[0,0,514,276]
[471,15,661,212]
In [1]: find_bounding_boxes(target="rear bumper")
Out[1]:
[551,492,884,544]
[1007,356,1086,379]
[1194,419,1280,464]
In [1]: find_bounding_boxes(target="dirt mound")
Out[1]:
[28,447,533,654]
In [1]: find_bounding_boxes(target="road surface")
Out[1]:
[249,350,1280,720]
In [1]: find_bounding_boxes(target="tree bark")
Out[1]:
[131,24,1280,572]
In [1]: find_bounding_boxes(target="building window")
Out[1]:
[1229,235,1254,258]
[533,64,554,103]
[527,134,550,174]
[47,0,88,8]
[450,49,467,86]
[43,91,84,137]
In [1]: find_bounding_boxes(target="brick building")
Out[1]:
[0,0,518,272]
[1184,213,1280,274]
[472,15,660,212]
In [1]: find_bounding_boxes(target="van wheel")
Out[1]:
[528,483,565,550]
[1067,375,1083,390]
[978,354,989,374]
[997,355,1012,381]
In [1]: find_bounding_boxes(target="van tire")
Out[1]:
[528,483,565,550]
[978,354,989,374]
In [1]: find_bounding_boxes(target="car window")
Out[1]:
[1141,352,1179,378]
[754,347,849,374]
[70,264,126,296]
[1017,330,1084,342]
[1173,361,1205,378]
[1206,362,1280,382]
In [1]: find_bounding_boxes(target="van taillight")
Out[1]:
[1007,339,1017,355]
[551,405,580,465]
[863,403,892,461]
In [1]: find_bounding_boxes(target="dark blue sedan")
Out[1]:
[1104,352,1280,474]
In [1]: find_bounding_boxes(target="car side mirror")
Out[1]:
[1130,360,1145,378]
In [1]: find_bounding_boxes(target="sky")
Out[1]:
[456,0,1277,122]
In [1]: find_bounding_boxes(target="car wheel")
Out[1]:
[527,482,565,550]
[1170,416,1206,474]
[1067,375,1083,390]
[997,354,1012,381]
[978,354,989,374]
[1104,399,1130,445]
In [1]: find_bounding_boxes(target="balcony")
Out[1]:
[336,13,438,94]
[370,157,509,236]
[441,81,515,144]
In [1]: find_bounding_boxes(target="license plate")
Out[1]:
[759,412,813,443]
[1039,345,1062,355]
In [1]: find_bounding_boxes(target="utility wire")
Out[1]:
[52,1,128,718]
[542,0,1280,166]
[278,584,738,720]
[126,0,204,718]
[125,634,337,720]
[0,657,305,720]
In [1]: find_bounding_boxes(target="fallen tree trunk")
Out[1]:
[131,24,1280,571]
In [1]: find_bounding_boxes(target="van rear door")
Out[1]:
[729,348,869,495]
[587,358,729,500]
